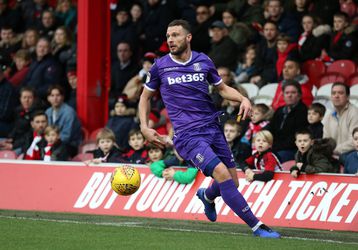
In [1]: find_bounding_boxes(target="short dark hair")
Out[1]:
[168,19,191,33]
[20,86,36,97]
[295,129,313,139]
[282,79,302,95]
[308,103,326,117]
[253,103,270,115]
[334,11,350,22]
[31,110,47,121]
[47,84,65,97]
[224,119,242,133]
[353,127,358,137]
[128,129,143,139]
[332,82,350,96]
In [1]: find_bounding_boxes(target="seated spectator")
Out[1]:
[46,85,82,157]
[266,80,309,162]
[290,130,340,177]
[275,34,299,80]
[1,87,44,154]
[344,127,358,174]
[23,37,63,101]
[106,95,138,151]
[6,49,31,88]
[323,82,358,163]
[39,125,69,161]
[191,4,213,54]
[307,103,326,139]
[21,28,39,56]
[239,130,282,182]
[224,119,251,164]
[55,0,77,32]
[23,110,48,160]
[122,129,148,164]
[322,11,357,62]
[208,20,238,71]
[86,128,126,164]
[65,67,77,110]
[0,69,17,137]
[234,45,261,84]
[146,142,165,164]
[241,103,271,153]
[0,25,22,73]
[51,26,72,66]
[272,59,313,110]
[298,14,331,62]
[37,9,58,41]
[150,149,198,184]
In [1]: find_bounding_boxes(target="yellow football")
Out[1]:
[111,166,141,196]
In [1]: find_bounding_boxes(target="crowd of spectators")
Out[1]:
[0,0,358,178]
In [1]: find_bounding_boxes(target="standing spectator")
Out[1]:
[266,80,309,162]
[109,41,140,107]
[298,14,331,62]
[208,20,238,71]
[0,69,16,137]
[271,59,313,110]
[344,127,358,174]
[38,125,69,161]
[0,26,22,72]
[45,84,82,157]
[191,4,213,54]
[21,28,39,57]
[23,37,63,101]
[252,21,279,86]
[264,0,301,41]
[37,10,59,40]
[322,12,357,62]
[290,130,339,177]
[307,103,326,139]
[323,82,358,163]
[55,0,77,32]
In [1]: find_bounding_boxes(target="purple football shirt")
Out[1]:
[145,51,223,133]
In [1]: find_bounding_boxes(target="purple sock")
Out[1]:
[219,179,259,228]
[205,181,221,200]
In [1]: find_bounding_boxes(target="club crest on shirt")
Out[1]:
[196,153,204,163]
[193,63,201,71]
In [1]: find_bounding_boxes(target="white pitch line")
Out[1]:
[1,215,357,245]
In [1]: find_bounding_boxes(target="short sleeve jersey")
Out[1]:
[145,51,222,133]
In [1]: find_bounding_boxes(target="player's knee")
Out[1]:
[212,163,232,183]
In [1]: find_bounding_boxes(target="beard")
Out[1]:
[170,42,188,56]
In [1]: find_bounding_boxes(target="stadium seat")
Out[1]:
[0,150,17,159]
[89,127,102,141]
[318,74,346,87]
[302,60,326,87]
[315,83,334,110]
[240,83,259,100]
[350,85,358,108]
[326,60,356,80]
[72,153,93,162]
[347,73,358,86]
[78,141,97,154]
[253,83,278,106]
[81,127,89,141]
[281,160,295,171]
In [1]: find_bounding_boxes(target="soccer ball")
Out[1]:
[111,166,141,196]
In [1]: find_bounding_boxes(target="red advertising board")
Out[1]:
[0,160,357,231]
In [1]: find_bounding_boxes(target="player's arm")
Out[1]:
[215,82,252,120]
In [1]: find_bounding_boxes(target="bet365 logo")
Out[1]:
[167,73,204,85]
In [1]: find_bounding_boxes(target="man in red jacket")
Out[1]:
[271,59,313,110]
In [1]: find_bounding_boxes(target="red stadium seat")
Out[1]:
[81,127,89,141]
[78,141,97,154]
[89,127,103,140]
[301,60,326,87]
[318,73,346,87]
[72,153,93,162]
[281,160,295,171]
[327,60,356,80]
[0,150,17,159]
[347,73,358,86]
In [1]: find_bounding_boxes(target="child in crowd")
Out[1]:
[87,128,126,164]
[290,130,339,177]
[224,119,251,164]
[150,149,198,184]
[275,34,299,80]
[343,127,358,174]
[241,103,271,153]
[40,125,69,161]
[123,129,148,164]
[146,142,165,164]
[307,103,326,139]
[240,130,281,182]
[106,95,138,151]
[234,45,260,84]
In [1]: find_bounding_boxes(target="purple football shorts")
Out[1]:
[173,122,235,176]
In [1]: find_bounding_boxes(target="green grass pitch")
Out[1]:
[0,210,357,250]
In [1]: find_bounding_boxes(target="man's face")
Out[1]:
[283,85,300,106]
[302,16,314,32]
[47,89,64,108]
[1,29,13,43]
[282,61,300,80]
[331,85,349,110]
[210,27,225,43]
[20,90,34,110]
[267,0,282,18]
[36,39,50,59]
[31,115,48,134]
[263,23,278,41]
[116,10,129,25]
[334,16,348,32]
[166,25,191,56]
[42,12,54,28]
[117,43,132,63]
[196,6,210,24]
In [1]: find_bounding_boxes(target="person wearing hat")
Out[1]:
[208,20,238,71]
